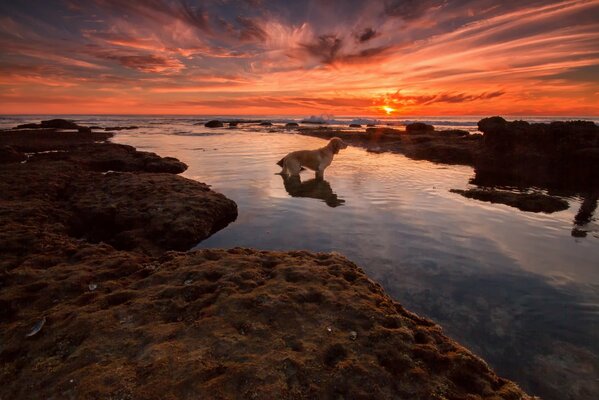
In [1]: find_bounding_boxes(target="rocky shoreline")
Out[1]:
[0,121,533,398]
[292,117,599,192]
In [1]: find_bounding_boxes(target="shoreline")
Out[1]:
[0,120,534,398]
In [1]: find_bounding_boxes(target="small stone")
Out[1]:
[184,279,193,285]
[349,331,358,341]
[88,283,97,291]
[326,326,332,333]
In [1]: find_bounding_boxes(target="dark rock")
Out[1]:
[450,189,569,213]
[15,123,41,129]
[477,116,507,135]
[259,122,273,126]
[406,122,434,133]
[285,122,299,128]
[28,143,187,174]
[367,124,376,127]
[349,124,362,128]
[0,146,27,163]
[40,119,80,129]
[78,127,92,133]
[0,130,113,152]
[205,120,224,128]
[228,122,239,127]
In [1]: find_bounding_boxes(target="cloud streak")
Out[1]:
[0,0,597,115]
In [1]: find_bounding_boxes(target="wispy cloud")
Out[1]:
[0,0,597,114]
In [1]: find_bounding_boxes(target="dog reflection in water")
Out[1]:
[280,174,345,207]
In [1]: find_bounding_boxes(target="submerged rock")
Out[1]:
[450,188,569,213]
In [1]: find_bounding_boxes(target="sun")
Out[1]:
[382,105,395,115]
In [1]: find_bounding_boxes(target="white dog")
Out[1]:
[277,137,348,178]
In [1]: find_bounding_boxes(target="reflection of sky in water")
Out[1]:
[107,123,595,399]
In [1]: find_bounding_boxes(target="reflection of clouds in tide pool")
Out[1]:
[112,128,599,400]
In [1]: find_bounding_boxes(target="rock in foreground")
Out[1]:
[0,247,531,399]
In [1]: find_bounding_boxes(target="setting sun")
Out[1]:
[382,106,395,115]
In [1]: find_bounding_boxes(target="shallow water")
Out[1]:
[4,116,599,399]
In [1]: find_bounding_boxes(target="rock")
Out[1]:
[78,127,92,133]
[40,119,80,129]
[285,122,299,128]
[228,122,239,127]
[477,116,507,135]
[259,122,273,126]
[0,245,532,399]
[204,120,224,128]
[0,146,27,163]
[28,143,187,174]
[0,130,113,152]
[406,122,434,133]
[450,188,569,213]
[349,123,362,128]
[15,123,41,129]
[367,124,376,127]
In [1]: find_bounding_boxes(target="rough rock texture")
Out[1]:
[0,247,532,400]
[450,189,569,213]
[0,146,26,163]
[28,142,187,173]
[0,132,237,256]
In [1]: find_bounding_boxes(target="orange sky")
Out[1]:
[0,0,598,116]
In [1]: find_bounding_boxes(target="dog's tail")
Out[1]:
[276,157,285,167]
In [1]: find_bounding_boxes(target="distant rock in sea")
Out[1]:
[204,120,224,128]
[406,122,435,133]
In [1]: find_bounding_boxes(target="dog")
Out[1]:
[276,137,348,178]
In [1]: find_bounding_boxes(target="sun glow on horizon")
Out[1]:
[382,106,396,115]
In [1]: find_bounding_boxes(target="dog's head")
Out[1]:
[328,137,348,154]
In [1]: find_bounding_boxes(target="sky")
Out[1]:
[0,0,598,116]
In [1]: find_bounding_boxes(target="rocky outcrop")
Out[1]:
[450,189,569,213]
[0,243,531,399]
[260,121,273,126]
[285,122,299,128]
[349,123,362,128]
[205,120,224,128]
[28,143,187,173]
[41,118,81,129]
[0,132,237,256]
[406,122,435,133]
[0,130,113,152]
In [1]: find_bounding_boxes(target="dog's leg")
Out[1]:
[284,158,302,176]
